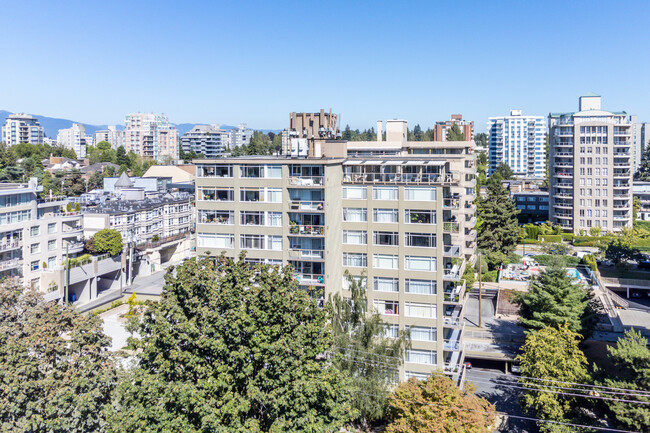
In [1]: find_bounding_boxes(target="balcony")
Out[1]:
[555,151,573,156]
[553,193,573,198]
[288,249,324,260]
[553,162,573,168]
[444,280,466,304]
[613,171,630,178]
[443,316,463,328]
[613,183,630,189]
[443,222,459,233]
[289,225,324,236]
[554,182,573,188]
[443,198,460,209]
[555,212,572,219]
[613,214,630,221]
[443,245,461,257]
[443,259,465,282]
[613,151,630,156]
[554,202,572,209]
[289,200,324,212]
[443,339,462,351]
[614,162,631,168]
[0,258,22,272]
[294,273,325,286]
[343,172,457,185]
[613,193,630,198]
[554,172,573,178]
[288,176,324,187]
[0,240,21,253]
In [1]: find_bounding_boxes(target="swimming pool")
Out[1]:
[567,268,581,280]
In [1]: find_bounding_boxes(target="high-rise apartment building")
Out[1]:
[57,123,92,158]
[549,94,634,233]
[124,113,178,160]
[181,124,229,158]
[195,111,477,380]
[487,110,546,178]
[2,113,44,145]
[95,126,125,150]
[229,123,253,149]
[433,114,474,142]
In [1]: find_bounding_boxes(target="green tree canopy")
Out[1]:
[516,324,590,433]
[446,124,465,141]
[474,132,488,147]
[636,143,650,181]
[477,181,520,254]
[109,255,353,432]
[0,282,116,432]
[92,229,123,256]
[493,162,514,180]
[116,145,129,167]
[386,373,495,433]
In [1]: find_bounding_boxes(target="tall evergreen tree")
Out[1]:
[446,124,465,141]
[330,272,409,429]
[636,144,650,181]
[493,162,514,180]
[116,145,129,167]
[477,181,520,254]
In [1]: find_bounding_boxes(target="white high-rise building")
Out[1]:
[124,113,178,160]
[95,126,124,150]
[2,113,44,146]
[180,124,230,158]
[229,123,253,149]
[56,123,92,158]
[487,110,546,178]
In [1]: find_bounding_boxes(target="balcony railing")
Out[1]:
[289,225,324,235]
[555,183,573,188]
[0,259,22,271]
[289,201,324,211]
[343,172,457,184]
[443,339,462,351]
[444,280,466,303]
[289,176,324,187]
[294,273,325,285]
[0,241,21,252]
[443,222,460,233]
[443,317,461,327]
[443,198,460,209]
[443,245,460,257]
[38,196,67,203]
[289,249,324,259]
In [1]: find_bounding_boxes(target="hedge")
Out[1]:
[573,236,612,246]
[540,235,562,243]
[481,270,498,282]
[521,239,541,244]
[561,233,574,241]
[533,254,580,267]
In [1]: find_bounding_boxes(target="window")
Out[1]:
[198,164,232,178]
[405,209,435,224]
[405,186,436,201]
[405,256,436,272]
[199,210,233,224]
[343,252,367,267]
[240,211,264,226]
[198,187,233,201]
[48,240,56,251]
[240,234,265,249]
[31,261,39,271]
[373,231,398,246]
[267,212,282,226]
[343,230,367,245]
[343,186,367,200]
[374,277,399,292]
[373,186,398,200]
[405,371,430,380]
[240,165,262,178]
[408,326,436,342]
[30,226,39,236]
[405,233,436,248]
[48,223,56,234]
[406,349,436,365]
[373,208,398,223]
[240,188,261,202]
[373,254,398,269]
[343,208,367,222]
[265,165,282,178]
[267,235,282,250]
[374,299,399,315]
[384,324,399,338]
[405,302,435,318]
[405,279,436,295]
[47,256,56,269]
[30,243,40,254]
[197,233,234,248]
[343,275,367,290]
[266,188,282,203]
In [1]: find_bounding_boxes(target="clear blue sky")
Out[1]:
[1,0,649,131]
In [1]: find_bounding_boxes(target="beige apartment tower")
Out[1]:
[195,112,477,381]
[549,94,634,233]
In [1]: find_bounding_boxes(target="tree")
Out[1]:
[493,162,514,180]
[342,124,353,141]
[636,144,650,181]
[93,229,123,256]
[446,124,465,141]
[116,145,129,167]
[474,132,488,148]
[109,255,353,432]
[514,263,594,336]
[598,329,650,432]
[62,168,86,196]
[477,181,520,254]
[386,373,495,433]
[516,324,590,433]
[603,228,641,265]
[0,282,116,432]
[330,272,409,428]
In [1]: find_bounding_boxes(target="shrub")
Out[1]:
[462,262,475,291]
[521,238,541,244]
[540,234,562,243]
[486,251,507,271]
[507,252,522,264]
[581,254,598,271]
[525,224,539,240]
[481,270,498,282]
[93,229,123,256]
[151,234,160,242]
[534,254,580,268]
[74,202,81,211]
[561,233,574,242]
[573,236,611,247]
[66,202,72,212]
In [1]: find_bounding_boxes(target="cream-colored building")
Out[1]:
[56,123,93,158]
[195,114,477,380]
[124,113,178,161]
[549,94,634,233]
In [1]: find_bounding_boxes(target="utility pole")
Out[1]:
[120,251,124,297]
[478,252,482,328]
[64,243,69,304]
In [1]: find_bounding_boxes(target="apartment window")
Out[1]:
[240,234,265,250]
[405,279,436,295]
[374,299,399,315]
[267,235,282,250]
[407,326,436,342]
[405,232,436,248]
[373,186,398,200]
[48,240,56,251]
[343,274,367,290]
[198,187,234,201]
[31,226,39,236]
[373,208,398,223]
[47,223,56,234]
[343,252,367,267]
[405,209,435,224]
[198,233,234,248]
[267,212,282,226]
[373,231,398,246]
[265,165,282,178]
[405,302,435,318]
[342,230,367,245]
[31,261,39,271]
[343,208,367,222]
[405,256,436,272]
[373,254,398,269]
[266,188,282,203]
[198,164,232,178]
[199,210,233,224]
[405,186,436,201]
[30,243,40,254]
[384,324,399,338]
[343,186,367,200]
[48,257,56,269]
[239,165,262,178]
[240,211,264,226]
[240,188,261,202]
[374,277,399,292]
[405,371,430,380]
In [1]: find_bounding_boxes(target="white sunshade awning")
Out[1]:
[404,160,426,165]
[343,161,364,165]
[382,160,404,166]
[362,161,382,165]
[425,161,446,166]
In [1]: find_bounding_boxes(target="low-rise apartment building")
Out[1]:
[195,113,477,380]
[181,124,229,157]
[124,113,178,160]
[634,181,650,221]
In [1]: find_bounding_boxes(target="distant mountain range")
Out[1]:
[0,111,279,139]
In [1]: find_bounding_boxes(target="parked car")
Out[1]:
[638,260,650,270]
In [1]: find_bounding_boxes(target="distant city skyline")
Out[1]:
[0,1,648,131]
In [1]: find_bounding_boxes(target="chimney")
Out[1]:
[377,120,383,142]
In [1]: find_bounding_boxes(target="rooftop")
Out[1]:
[84,193,191,215]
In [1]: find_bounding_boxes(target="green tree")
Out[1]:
[116,145,129,167]
[493,162,514,180]
[0,282,116,432]
[446,124,465,141]
[603,228,641,265]
[93,228,123,256]
[386,373,495,433]
[87,170,105,191]
[636,144,650,181]
[0,142,18,169]
[62,168,86,196]
[97,140,112,151]
[477,181,520,254]
[474,132,488,148]
[514,262,594,336]
[342,124,353,141]
[598,329,650,432]
[330,272,409,428]
[109,255,353,432]
[517,324,590,433]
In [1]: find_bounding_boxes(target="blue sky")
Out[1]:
[1,0,648,131]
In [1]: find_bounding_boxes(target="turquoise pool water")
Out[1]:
[567,268,581,280]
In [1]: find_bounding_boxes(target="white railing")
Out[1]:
[289,249,324,259]
[289,176,324,186]
[289,201,324,211]
[294,273,325,285]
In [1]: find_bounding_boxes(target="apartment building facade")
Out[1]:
[487,110,546,178]
[95,126,125,150]
[56,123,93,158]
[181,124,229,157]
[2,113,44,145]
[195,115,477,380]
[124,113,178,160]
[229,123,253,149]
[433,114,474,142]
[549,94,634,233]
